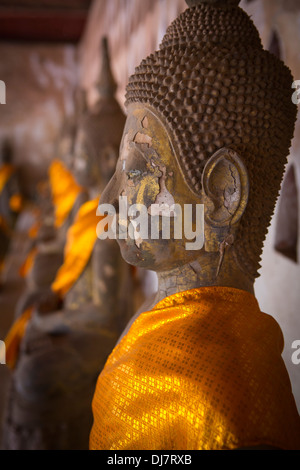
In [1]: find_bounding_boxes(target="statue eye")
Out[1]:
[127,170,142,180]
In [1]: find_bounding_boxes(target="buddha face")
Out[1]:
[99,103,205,271]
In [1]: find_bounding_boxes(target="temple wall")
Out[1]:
[78,0,187,108]
[79,0,300,412]
[0,43,77,197]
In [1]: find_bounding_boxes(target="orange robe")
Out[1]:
[5,308,33,369]
[0,164,15,194]
[5,197,101,370]
[0,164,23,214]
[19,159,80,279]
[52,198,101,298]
[90,286,300,450]
[49,160,82,228]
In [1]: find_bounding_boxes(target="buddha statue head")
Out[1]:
[73,37,126,193]
[55,88,88,173]
[100,0,296,291]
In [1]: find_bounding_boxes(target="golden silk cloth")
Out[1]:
[49,160,82,228]
[90,286,300,450]
[51,197,101,298]
[5,307,33,369]
[0,164,14,193]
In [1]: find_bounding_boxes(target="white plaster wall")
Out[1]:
[0,44,78,197]
[78,0,187,109]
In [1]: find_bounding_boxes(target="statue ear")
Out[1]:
[202,148,249,228]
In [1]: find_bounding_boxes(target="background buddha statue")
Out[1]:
[2,38,141,451]
[14,90,89,318]
[90,0,300,450]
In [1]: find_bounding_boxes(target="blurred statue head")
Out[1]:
[73,37,126,192]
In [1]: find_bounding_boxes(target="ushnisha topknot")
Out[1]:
[96,37,118,99]
[186,0,241,7]
[77,36,125,158]
[125,1,297,279]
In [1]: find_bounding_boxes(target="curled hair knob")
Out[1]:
[185,0,241,8]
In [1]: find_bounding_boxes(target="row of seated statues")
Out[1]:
[1,0,300,451]
[2,38,146,450]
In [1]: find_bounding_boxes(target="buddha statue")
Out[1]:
[3,38,140,450]
[90,0,300,450]
[14,91,89,318]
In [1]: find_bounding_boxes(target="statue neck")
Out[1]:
[153,247,254,307]
[117,247,255,344]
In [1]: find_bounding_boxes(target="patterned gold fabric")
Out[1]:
[90,286,300,450]
[51,197,101,298]
[49,160,82,228]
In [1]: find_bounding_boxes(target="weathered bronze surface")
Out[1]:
[101,103,253,332]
